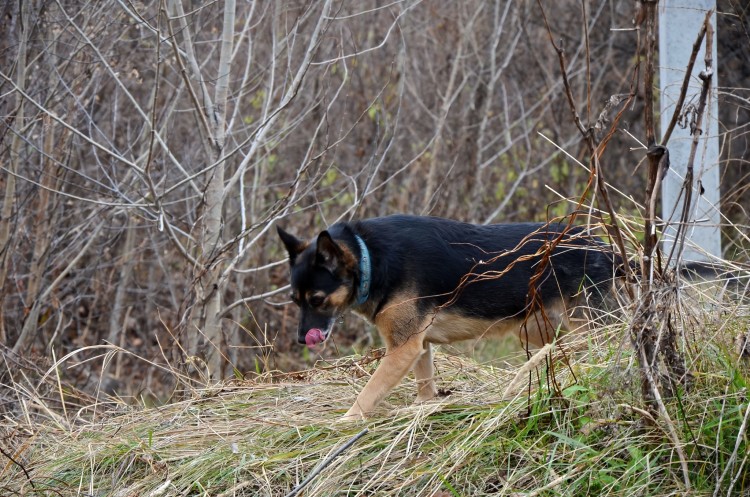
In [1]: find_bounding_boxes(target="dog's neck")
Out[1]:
[354,234,371,306]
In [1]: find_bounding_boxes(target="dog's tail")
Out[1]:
[612,257,733,280]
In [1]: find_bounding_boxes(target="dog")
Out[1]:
[277,215,616,420]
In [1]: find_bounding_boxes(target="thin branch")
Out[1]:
[310,1,420,66]
[218,285,290,320]
[638,343,692,489]
[13,221,106,354]
[0,69,145,177]
[54,0,201,195]
[660,10,713,147]
[284,429,369,497]
[0,445,35,490]
[166,0,214,154]
[536,0,587,136]
[222,0,335,198]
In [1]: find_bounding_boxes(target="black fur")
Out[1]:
[347,215,614,319]
[278,215,623,418]
[279,215,616,344]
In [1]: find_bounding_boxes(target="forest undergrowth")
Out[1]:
[3,272,750,496]
[2,1,750,495]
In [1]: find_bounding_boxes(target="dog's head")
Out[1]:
[277,226,361,348]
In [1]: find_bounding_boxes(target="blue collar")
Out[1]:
[354,234,371,306]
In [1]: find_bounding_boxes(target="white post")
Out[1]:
[659,0,721,262]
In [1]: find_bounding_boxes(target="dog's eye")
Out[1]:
[289,292,300,305]
[308,295,325,308]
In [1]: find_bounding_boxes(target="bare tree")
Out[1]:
[0,0,747,404]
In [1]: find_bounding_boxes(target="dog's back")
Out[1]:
[348,215,615,321]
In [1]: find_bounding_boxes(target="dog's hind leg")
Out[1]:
[518,299,571,347]
[342,336,425,420]
[413,342,438,402]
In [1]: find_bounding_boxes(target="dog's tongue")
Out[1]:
[305,328,325,349]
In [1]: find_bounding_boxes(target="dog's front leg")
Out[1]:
[343,337,424,420]
[413,342,438,402]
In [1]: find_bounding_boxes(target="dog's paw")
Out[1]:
[414,388,452,405]
[414,395,436,404]
[338,405,367,423]
[337,413,366,424]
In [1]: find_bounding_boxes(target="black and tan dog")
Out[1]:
[277,215,616,420]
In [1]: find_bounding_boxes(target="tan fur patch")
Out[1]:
[374,289,424,348]
[304,286,352,310]
[336,243,359,274]
[372,292,577,349]
[424,297,573,348]
[345,291,584,419]
[304,290,323,304]
[344,325,427,419]
[327,285,352,309]
[413,342,438,402]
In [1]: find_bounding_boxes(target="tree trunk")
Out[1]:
[186,0,235,379]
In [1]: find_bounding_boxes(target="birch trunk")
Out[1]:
[0,2,30,343]
[188,0,235,379]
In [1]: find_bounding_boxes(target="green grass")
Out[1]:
[4,321,750,497]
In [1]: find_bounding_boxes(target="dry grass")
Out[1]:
[3,278,750,496]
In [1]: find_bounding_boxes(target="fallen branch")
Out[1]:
[285,428,370,497]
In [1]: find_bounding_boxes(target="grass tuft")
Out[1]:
[3,319,750,496]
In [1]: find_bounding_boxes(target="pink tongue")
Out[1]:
[305,328,325,349]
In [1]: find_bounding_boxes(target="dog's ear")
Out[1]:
[315,231,344,273]
[277,226,307,264]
